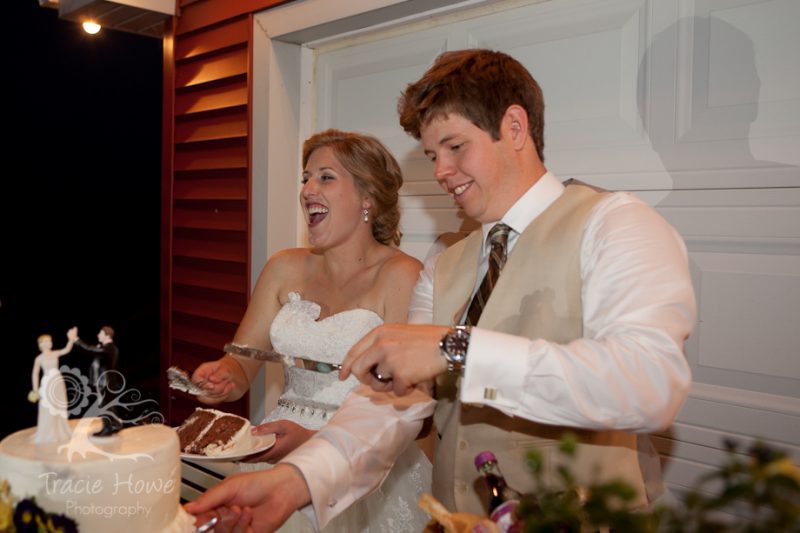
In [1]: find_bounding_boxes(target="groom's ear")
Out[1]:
[503,105,529,150]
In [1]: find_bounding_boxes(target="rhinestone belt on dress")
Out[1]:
[276,398,333,420]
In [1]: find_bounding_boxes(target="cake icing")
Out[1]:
[0,418,194,532]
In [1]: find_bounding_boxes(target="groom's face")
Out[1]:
[421,113,513,224]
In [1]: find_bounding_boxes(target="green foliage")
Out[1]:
[514,435,800,533]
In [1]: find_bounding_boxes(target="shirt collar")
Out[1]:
[480,170,565,244]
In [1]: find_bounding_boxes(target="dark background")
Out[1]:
[2,1,163,436]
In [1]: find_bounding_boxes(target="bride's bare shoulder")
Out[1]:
[252,249,314,290]
[267,248,314,269]
[378,248,422,283]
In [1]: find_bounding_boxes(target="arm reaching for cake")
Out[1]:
[190,245,286,404]
[193,356,253,404]
[241,420,315,463]
[185,464,311,533]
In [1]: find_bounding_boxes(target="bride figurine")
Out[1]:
[29,328,77,444]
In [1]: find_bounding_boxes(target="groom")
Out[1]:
[187,49,696,531]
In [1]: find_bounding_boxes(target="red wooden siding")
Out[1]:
[162,9,259,425]
[162,0,301,426]
[176,0,291,35]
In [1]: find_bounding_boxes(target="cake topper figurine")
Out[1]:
[29,328,77,444]
[69,325,123,437]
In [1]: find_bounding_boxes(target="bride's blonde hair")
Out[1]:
[302,129,404,246]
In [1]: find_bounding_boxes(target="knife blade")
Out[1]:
[224,342,342,374]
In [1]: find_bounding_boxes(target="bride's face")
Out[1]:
[300,146,370,249]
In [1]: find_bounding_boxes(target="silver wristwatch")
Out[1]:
[439,325,471,373]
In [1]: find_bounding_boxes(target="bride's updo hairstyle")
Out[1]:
[302,129,404,246]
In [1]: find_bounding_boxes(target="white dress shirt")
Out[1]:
[409,171,696,430]
[285,171,696,528]
[284,386,435,529]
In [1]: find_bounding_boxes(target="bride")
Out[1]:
[191,129,432,532]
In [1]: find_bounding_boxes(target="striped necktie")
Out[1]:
[463,223,512,326]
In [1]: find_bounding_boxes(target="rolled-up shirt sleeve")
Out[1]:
[461,193,696,433]
[282,385,435,529]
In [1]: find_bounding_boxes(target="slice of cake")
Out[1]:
[176,408,251,456]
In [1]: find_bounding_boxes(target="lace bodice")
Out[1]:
[267,292,383,429]
[251,293,432,533]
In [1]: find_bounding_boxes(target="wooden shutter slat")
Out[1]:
[173,257,247,293]
[176,17,248,60]
[172,313,237,351]
[176,46,247,88]
[173,200,247,231]
[175,108,247,143]
[174,169,247,200]
[174,139,248,171]
[173,286,246,324]
[175,79,247,115]
[173,228,247,263]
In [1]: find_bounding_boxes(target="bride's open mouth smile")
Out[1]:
[307,203,329,227]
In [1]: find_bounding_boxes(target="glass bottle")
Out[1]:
[474,451,523,532]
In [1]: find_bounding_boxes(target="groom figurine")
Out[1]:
[70,325,123,437]
[187,49,696,532]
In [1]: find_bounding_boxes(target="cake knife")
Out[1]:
[224,342,342,374]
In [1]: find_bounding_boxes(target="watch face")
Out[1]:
[444,329,469,363]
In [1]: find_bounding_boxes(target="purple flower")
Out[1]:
[46,513,79,533]
[10,497,79,533]
[13,498,44,532]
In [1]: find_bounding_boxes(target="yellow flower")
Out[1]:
[0,501,12,531]
[765,457,800,484]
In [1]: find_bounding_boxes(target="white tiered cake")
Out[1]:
[0,418,194,532]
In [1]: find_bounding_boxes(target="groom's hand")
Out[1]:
[341,324,449,395]
[184,464,310,533]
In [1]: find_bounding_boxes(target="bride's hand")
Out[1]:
[240,420,315,464]
[192,357,248,404]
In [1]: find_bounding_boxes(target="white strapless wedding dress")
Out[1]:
[250,292,432,532]
[34,357,72,444]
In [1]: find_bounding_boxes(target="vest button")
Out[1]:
[455,480,467,493]
[458,439,469,451]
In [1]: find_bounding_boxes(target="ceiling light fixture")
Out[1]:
[82,20,101,34]
[40,0,175,38]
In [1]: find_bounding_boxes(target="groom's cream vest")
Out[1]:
[431,183,651,514]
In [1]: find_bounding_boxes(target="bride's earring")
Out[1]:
[363,208,369,223]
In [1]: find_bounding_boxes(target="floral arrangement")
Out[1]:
[514,434,800,533]
[419,435,800,533]
[0,481,78,533]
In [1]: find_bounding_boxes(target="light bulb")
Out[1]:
[82,21,101,35]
